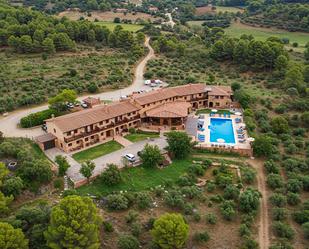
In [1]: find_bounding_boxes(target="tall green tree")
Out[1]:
[80,160,96,182]
[45,195,101,249]
[140,144,163,168]
[252,135,273,157]
[151,213,189,249]
[239,188,261,213]
[0,222,28,249]
[166,131,193,159]
[48,89,77,112]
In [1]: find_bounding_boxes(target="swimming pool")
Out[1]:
[209,118,235,144]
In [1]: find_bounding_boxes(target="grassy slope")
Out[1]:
[225,21,309,49]
[72,140,123,162]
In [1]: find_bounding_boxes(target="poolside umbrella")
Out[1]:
[211,109,218,113]
[247,137,255,142]
[235,112,242,116]
[217,138,225,143]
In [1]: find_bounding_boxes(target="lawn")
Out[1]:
[77,158,192,196]
[96,21,143,32]
[224,21,309,49]
[124,132,160,142]
[72,141,123,163]
[196,109,231,115]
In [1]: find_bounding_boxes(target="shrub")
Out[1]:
[130,222,142,237]
[273,222,295,240]
[241,167,256,184]
[164,190,185,209]
[272,208,288,221]
[242,237,259,249]
[267,174,284,189]
[239,224,251,237]
[102,221,114,233]
[270,194,287,207]
[264,160,279,174]
[177,174,196,186]
[101,164,121,186]
[187,165,205,177]
[205,213,217,224]
[117,235,140,249]
[286,179,303,193]
[180,186,201,199]
[287,192,301,206]
[206,181,216,192]
[302,222,309,239]
[107,194,129,210]
[220,200,236,221]
[223,184,240,201]
[62,189,77,197]
[2,176,23,197]
[239,188,261,214]
[193,231,210,243]
[53,178,63,189]
[135,192,152,209]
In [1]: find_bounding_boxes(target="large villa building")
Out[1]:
[36,84,233,153]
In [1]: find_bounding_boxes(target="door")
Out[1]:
[43,140,55,150]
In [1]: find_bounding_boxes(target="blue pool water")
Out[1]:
[209,118,235,144]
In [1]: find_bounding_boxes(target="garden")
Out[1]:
[72,140,123,163]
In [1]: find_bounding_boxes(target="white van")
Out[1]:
[124,154,136,162]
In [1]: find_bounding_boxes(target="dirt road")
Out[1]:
[0,36,155,138]
[247,158,270,249]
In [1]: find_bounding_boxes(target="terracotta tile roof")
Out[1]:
[145,102,191,118]
[133,88,178,106]
[46,101,139,133]
[133,83,207,105]
[36,133,56,143]
[208,86,232,96]
[133,84,232,105]
[83,97,101,105]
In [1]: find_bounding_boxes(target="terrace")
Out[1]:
[195,110,253,156]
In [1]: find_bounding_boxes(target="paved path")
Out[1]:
[0,36,155,138]
[114,135,133,147]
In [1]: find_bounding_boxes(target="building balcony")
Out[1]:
[64,116,140,143]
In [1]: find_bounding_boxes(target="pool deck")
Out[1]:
[196,113,252,153]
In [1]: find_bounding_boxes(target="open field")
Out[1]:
[195,5,243,15]
[225,21,309,50]
[72,140,123,162]
[58,9,160,23]
[95,21,143,32]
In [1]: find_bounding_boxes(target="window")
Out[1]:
[99,121,103,125]
[77,140,80,144]
[60,143,63,148]
[85,138,89,142]
[216,102,220,106]
[74,129,78,134]
[90,135,94,139]
[53,129,56,133]
[101,132,104,136]
[68,143,72,147]
[67,131,71,136]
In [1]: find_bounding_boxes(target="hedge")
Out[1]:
[20,109,60,128]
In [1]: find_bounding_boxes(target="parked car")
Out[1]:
[81,102,88,108]
[144,80,151,85]
[41,124,47,132]
[124,153,136,162]
[120,95,127,100]
[66,102,74,109]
